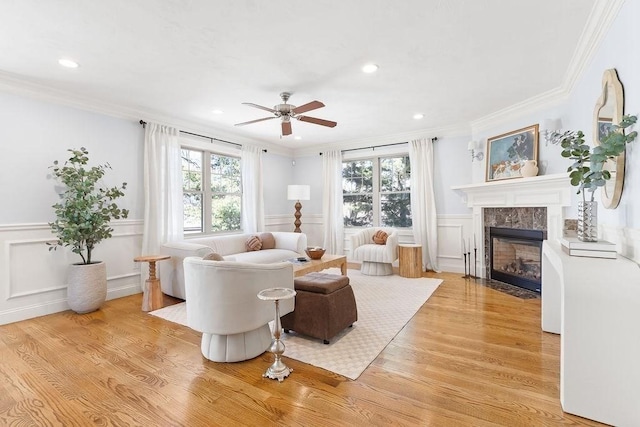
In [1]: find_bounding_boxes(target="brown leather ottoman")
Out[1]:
[281,272,358,344]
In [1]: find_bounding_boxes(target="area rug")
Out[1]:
[150,269,441,380]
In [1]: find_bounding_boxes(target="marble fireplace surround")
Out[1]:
[452,173,571,279]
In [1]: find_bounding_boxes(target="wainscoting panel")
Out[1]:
[0,220,143,325]
[265,214,323,247]
[436,215,473,273]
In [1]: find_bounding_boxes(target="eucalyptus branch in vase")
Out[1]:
[551,114,638,202]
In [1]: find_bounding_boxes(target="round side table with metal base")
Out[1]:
[257,287,297,382]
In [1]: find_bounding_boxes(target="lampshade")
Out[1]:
[467,140,476,151]
[287,185,310,201]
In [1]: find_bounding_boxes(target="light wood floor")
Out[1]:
[0,271,605,426]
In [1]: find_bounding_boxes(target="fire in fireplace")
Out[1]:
[489,227,546,293]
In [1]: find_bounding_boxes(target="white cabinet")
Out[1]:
[541,240,640,426]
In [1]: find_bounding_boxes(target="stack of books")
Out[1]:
[560,236,617,259]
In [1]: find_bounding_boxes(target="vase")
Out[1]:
[520,160,539,177]
[67,261,107,313]
[577,201,598,242]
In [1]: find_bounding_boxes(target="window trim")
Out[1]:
[181,144,242,236]
[342,152,412,229]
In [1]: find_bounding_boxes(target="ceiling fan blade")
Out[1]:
[282,121,292,136]
[242,102,277,113]
[297,115,337,128]
[292,100,325,115]
[234,116,277,127]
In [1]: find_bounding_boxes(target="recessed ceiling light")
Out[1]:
[212,109,224,114]
[413,113,424,120]
[294,136,302,140]
[58,58,79,68]
[362,63,379,74]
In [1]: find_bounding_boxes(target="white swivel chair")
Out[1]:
[350,227,399,276]
[183,257,295,362]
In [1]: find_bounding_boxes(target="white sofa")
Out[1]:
[183,257,295,362]
[159,232,307,299]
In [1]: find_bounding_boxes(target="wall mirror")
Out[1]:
[593,68,625,209]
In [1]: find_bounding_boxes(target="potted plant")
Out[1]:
[48,147,129,313]
[552,114,637,241]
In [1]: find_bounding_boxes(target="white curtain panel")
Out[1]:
[409,138,439,272]
[240,145,264,233]
[322,150,344,254]
[142,122,184,284]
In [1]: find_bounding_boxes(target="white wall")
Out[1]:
[562,0,639,229]
[263,152,296,216]
[434,135,473,215]
[0,92,144,223]
[0,92,144,324]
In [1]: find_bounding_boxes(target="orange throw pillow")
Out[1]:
[259,232,276,250]
[246,235,263,251]
[372,230,388,245]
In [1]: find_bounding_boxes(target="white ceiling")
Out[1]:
[0,0,597,150]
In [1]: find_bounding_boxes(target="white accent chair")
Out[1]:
[183,257,295,363]
[350,227,399,276]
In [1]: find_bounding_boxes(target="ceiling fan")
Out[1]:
[235,92,337,136]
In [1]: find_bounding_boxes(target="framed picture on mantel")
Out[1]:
[486,124,539,182]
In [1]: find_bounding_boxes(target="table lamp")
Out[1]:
[287,185,310,233]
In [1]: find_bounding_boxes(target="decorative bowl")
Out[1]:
[305,247,325,260]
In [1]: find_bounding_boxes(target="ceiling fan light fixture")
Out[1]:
[413,113,425,120]
[236,92,337,135]
[362,63,379,74]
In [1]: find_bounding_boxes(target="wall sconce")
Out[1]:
[287,184,310,233]
[468,140,484,162]
[542,118,563,145]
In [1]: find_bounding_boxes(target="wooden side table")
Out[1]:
[398,244,423,278]
[134,255,171,312]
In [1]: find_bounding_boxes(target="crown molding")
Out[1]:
[292,121,472,157]
[470,0,623,134]
[469,86,568,134]
[562,0,625,95]
[0,71,294,158]
[0,69,473,159]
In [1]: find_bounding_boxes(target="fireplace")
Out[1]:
[452,173,571,281]
[489,227,545,293]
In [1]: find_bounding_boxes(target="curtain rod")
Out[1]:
[139,120,266,152]
[319,137,438,155]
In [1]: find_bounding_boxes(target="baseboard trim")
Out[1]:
[0,284,141,326]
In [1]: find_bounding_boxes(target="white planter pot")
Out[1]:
[67,261,107,313]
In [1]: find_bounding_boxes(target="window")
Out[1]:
[342,155,411,228]
[181,148,242,234]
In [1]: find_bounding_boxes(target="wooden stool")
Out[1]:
[399,244,423,278]
[134,255,171,312]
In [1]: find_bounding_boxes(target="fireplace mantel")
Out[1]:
[451,173,572,278]
[451,173,572,210]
